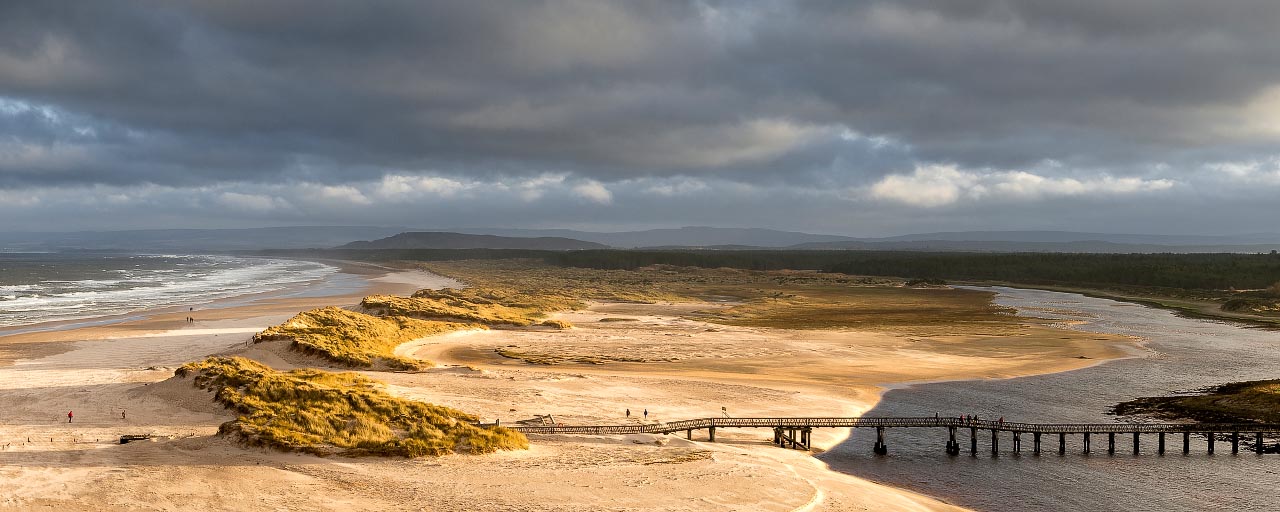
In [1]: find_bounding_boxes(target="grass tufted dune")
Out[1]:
[252,306,481,370]
[176,356,528,457]
[361,291,563,327]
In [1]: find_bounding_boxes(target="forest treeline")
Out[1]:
[255,249,1280,291]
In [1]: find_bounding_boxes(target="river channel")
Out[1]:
[823,286,1280,511]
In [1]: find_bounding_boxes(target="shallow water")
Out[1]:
[823,287,1280,511]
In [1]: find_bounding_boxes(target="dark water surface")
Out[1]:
[823,287,1280,511]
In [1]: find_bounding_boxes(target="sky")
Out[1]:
[2,0,1279,236]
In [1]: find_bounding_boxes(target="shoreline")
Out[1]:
[0,256,336,340]
[963,281,1280,329]
[819,286,1156,508]
[0,258,448,356]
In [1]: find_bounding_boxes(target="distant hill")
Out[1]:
[451,226,856,248]
[338,232,607,250]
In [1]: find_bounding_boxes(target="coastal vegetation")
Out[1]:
[256,248,1280,324]
[256,248,1280,291]
[1113,379,1280,424]
[176,356,527,456]
[252,307,479,370]
[416,260,1020,336]
[361,288,578,327]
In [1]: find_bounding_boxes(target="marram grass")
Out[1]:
[176,356,527,457]
[253,306,481,370]
[361,291,555,326]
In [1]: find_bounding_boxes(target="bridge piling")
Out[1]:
[709,426,716,443]
[1058,433,1065,455]
[1083,433,1090,454]
[990,429,999,456]
[873,427,887,455]
[687,429,692,440]
[1013,432,1021,453]
[1133,432,1140,454]
[946,426,960,456]
[1183,432,1190,454]
[1231,432,1238,454]
[1257,432,1264,454]
[1208,433,1215,454]
[773,427,781,445]
[970,427,978,456]
[1108,432,1115,455]
[1158,432,1165,455]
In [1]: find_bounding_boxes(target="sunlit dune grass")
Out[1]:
[252,306,480,370]
[361,291,573,327]
[177,356,528,456]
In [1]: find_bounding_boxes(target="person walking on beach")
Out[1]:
[67,411,73,423]
[643,409,648,420]
[625,409,630,418]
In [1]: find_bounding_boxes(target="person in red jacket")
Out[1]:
[67,411,73,423]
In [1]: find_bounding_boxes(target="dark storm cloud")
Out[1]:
[1,1,1278,233]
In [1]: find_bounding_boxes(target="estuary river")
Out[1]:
[824,287,1280,511]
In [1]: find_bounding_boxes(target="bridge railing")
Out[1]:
[507,417,1280,435]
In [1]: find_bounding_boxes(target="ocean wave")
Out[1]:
[0,256,336,328]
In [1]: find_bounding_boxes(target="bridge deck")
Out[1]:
[509,417,1280,435]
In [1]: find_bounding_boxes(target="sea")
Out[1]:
[0,252,339,331]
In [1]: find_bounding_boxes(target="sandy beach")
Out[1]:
[0,265,1135,511]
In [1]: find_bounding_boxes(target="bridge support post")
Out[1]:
[1208,433,1215,454]
[709,426,715,443]
[970,428,978,456]
[946,426,960,456]
[687,430,692,440]
[1257,432,1264,454]
[1108,433,1115,455]
[990,429,999,456]
[1033,432,1041,455]
[773,428,781,445]
[1183,432,1190,454]
[1158,432,1165,455]
[1058,433,1065,455]
[1013,432,1021,453]
[1083,433,1090,454]
[801,427,812,450]
[1232,432,1239,454]
[1133,432,1140,454]
[873,427,887,455]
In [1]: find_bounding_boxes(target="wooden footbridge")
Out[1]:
[509,417,1280,456]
